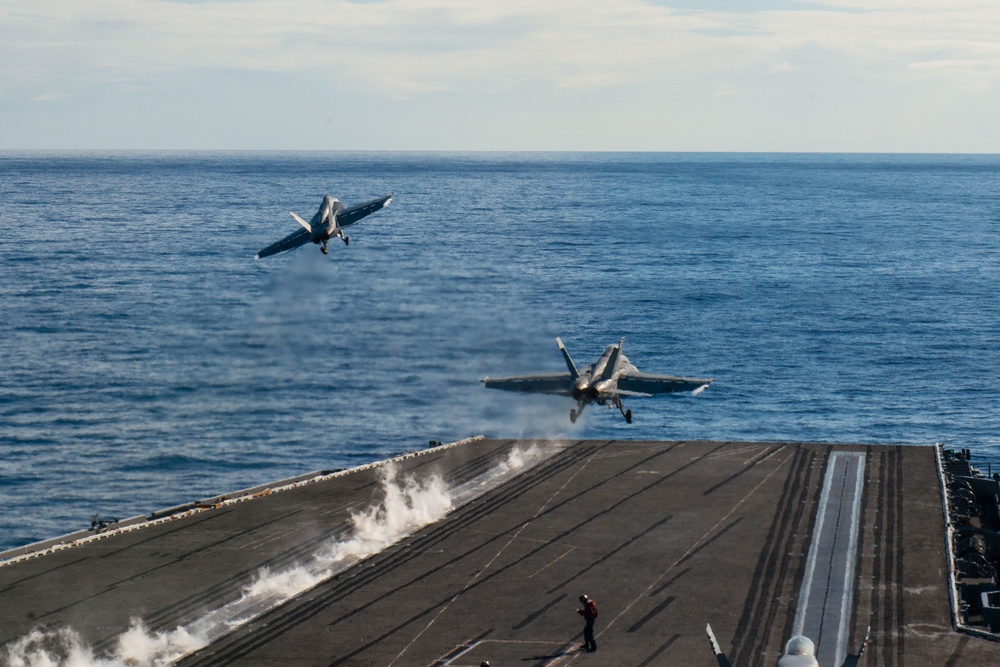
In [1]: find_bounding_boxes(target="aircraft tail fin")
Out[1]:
[599,338,625,381]
[290,211,312,233]
[318,197,340,233]
[556,338,579,380]
[840,626,871,667]
[706,624,733,667]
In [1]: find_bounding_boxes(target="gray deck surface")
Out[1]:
[1,439,997,666]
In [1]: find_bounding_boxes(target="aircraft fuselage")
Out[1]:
[311,196,344,244]
[571,345,637,403]
[481,337,713,424]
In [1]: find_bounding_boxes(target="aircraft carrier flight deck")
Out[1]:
[1,438,998,666]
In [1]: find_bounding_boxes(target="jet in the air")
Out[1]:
[481,337,713,423]
[255,193,393,259]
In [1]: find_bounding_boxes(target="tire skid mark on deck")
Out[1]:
[732,447,822,667]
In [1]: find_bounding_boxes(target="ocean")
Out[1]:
[1,151,998,553]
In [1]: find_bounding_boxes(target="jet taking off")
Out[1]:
[255,193,392,259]
[481,338,713,423]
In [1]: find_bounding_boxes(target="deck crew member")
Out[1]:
[577,594,598,652]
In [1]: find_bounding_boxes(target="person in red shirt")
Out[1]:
[577,594,598,652]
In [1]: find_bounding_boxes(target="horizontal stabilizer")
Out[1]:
[617,373,714,395]
[481,373,574,395]
[607,389,653,398]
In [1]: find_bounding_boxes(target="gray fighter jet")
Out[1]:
[706,624,870,667]
[481,337,713,424]
[255,193,393,259]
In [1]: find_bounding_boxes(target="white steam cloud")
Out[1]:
[3,444,554,667]
[2,622,204,667]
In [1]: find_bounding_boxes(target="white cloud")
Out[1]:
[30,92,69,102]
[1,0,999,149]
[2,0,995,95]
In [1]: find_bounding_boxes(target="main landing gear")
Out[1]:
[615,398,633,424]
[571,402,632,424]
[320,243,329,255]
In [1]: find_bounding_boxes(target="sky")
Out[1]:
[2,0,999,151]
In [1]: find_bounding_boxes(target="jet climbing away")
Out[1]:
[255,193,393,259]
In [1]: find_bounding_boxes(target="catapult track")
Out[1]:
[1,439,996,666]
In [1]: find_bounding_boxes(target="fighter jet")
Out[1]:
[255,193,393,259]
[706,624,870,667]
[481,337,713,424]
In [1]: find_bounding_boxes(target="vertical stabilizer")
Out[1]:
[556,338,579,380]
[322,197,339,232]
[599,338,625,381]
[706,624,733,667]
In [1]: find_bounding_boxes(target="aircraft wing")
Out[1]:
[481,373,573,396]
[338,194,393,228]
[616,371,714,395]
[255,227,311,259]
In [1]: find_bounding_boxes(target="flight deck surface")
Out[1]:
[1,439,996,666]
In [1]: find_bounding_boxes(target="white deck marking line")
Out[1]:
[388,441,604,667]
[529,545,577,578]
[558,447,796,666]
[443,639,576,667]
[793,451,866,666]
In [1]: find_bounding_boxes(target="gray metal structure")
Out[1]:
[255,193,393,259]
[481,337,713,423]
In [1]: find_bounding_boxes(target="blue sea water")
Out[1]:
[1,151,999,552]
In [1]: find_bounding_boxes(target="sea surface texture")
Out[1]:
[1,152,998,551]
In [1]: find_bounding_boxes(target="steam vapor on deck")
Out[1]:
[1,438,998,666]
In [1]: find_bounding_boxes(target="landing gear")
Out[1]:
[320,243,329,255]
[615,398,633,424]
[343,236,350,246]
[570,409,578,423]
